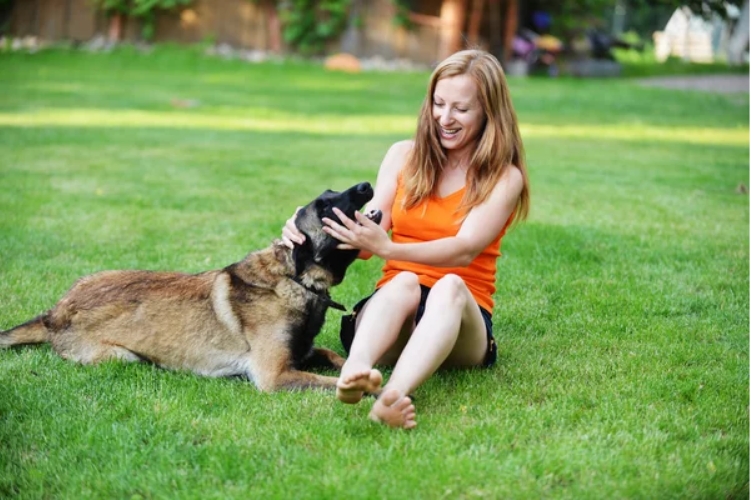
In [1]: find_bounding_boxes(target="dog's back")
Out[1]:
[39,270,234,367]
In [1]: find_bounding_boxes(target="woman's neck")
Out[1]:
[445,151,472,171]
[445,141,477,171]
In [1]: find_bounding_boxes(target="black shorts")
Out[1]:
[340,284,497,368]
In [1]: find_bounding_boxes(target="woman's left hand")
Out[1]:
[323,207,392,258]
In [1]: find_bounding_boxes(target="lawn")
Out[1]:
[0,46,748,499]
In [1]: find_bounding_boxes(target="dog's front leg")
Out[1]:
[260,366,382,398]
[270,370,340,392]
[300,347,346,371]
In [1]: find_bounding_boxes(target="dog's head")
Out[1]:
[292,182,374,284]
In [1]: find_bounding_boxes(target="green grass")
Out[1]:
[613,46,750,78]
[0,45,748,499]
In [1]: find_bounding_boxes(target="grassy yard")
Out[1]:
[0,46,748,499]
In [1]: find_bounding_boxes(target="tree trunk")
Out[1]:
[63,0,72,39]
[467,0,485,46]
[439,0,469,60]
[108,12,123,42]
[31,0,40,36]
[264,0,282,53]
[488,0,502,56]
[612,0,626,37]
[502,0,518,63]
[340,0,363,55]
[727,0,749,65]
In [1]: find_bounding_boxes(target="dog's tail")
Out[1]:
[0,316,49,347]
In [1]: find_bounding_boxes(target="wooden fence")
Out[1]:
[7,0,455,64]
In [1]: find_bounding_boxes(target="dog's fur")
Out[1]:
[0,182,375,392]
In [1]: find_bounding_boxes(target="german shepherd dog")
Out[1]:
[0,182,381,392]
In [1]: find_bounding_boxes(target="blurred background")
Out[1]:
[1,0,748,76]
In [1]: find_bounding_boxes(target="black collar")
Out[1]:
[288,275,347,312]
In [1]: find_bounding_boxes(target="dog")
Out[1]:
[0,182,381,392]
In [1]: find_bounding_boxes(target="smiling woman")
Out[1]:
[283,49,530,429]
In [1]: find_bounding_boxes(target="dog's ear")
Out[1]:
[292,235,314,277]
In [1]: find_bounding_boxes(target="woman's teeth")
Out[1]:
[441,127,459,137]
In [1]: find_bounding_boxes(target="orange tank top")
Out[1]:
[375,177,511,312]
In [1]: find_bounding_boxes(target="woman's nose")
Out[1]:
[439,109,453,125]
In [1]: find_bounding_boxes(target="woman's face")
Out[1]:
[432,74,486,156]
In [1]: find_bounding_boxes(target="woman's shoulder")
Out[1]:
[502,164,523,183]
[380,140,414,178]
[387,140,414,158]
[489,164,525,197]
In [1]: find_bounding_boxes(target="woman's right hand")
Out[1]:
[281,207,305,248]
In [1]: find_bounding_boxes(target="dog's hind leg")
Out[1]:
[53,337,145,365]
[96,342,146,363]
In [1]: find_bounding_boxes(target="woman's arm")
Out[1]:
[325,165,524,267]
[352,140,411,259]
[364,140,412,230]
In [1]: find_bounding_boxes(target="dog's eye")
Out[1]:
[316,199,332,211]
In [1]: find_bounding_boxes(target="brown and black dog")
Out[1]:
[0,182,381,392]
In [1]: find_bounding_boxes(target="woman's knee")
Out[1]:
[380,272,422,309]
[429,274,470,310]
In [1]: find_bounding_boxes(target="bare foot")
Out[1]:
[369,388,416,429]
[336,367,383,404]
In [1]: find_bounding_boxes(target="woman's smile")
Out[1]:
[439,126,461,139]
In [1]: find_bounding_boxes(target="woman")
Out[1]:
[283,49,530,429]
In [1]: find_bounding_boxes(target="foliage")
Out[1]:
[92,0,193,40]
[277,0,352,54]
[535,0,744,39]
[627,0,744,19]
[533,0,627,39]
[0,0,13,36]
[94,0,130,14]
[391,0,412,29]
